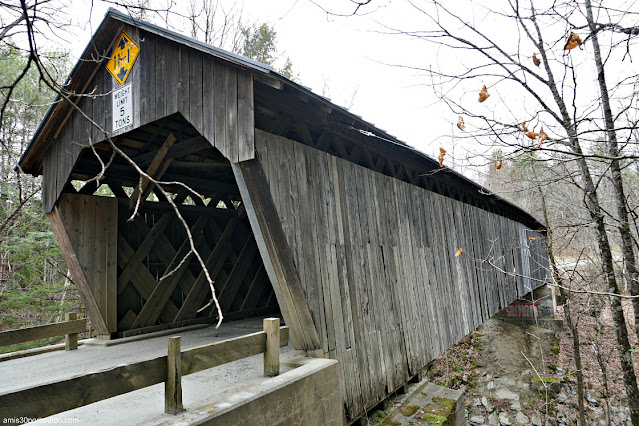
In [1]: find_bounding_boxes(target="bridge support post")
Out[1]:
[64,312,78,351]
[165,336,184,414]
[264,318,280,377]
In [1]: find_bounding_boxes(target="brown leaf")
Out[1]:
[533,52,541,67]
[529,237,536,240]
[457,116,466,131]
[478,85,490,103]
[526,131,538,140]
[455,248,463,257]
[496,159,502,170]
[538,127,548,142]
[438,147,447,167]
[563,31,583,51]
[522,121,529,132]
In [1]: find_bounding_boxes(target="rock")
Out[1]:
[470,415,486,425]
[515,412,529,424]
[482,396,494,412]
[487,381,495,390]
[586,393,600,407]
[495,388,519,401]
[510,400,521,411]
[531,415,542,426]
[473,397,482,406]
[557,393,568,404]
[488,414,499,426]
[499,412,512,426]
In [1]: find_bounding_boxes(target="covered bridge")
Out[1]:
[18,9,550,422]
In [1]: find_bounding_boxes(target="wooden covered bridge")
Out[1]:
[18,9,550,423]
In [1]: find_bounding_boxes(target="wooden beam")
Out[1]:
[254,73,284,90]
[116,233,180,322]
[117,213,174,295]
[130,216,210,329]
[165,336,184,414]
[232,161,322,354]
[173,219,238,322]
[263,318,280,377]
[217,237,258,312]
[0,327,289,420]
[78,180,100,195]
[0,318,86,347]
[133,135,211,167]
[64,312,79,351]
[129,133,176,210]
[295,122,315,147]
[180,326,289,376]
[239,265,268,311]
[117,198,240,218]
[0,355,167,419]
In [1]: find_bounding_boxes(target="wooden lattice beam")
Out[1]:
[129,133,176,209]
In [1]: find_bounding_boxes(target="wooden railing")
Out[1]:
[0,313,86,351]
[0,318,288,420]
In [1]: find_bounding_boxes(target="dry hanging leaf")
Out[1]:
[526,131,538,140]
[522,121,529,132]
[563,31,583,51]
[478,85,490,103]
[533,52,541,67]
[455,248,463,257]
[529,237,536,240]
[538,127,548,142]
[496,159,503,170]
[457,116,466,130]
[438,147,447,167]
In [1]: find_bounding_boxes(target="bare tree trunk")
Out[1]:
[539,183,587,426]
[532,10,639,417]
[584,0,639,343]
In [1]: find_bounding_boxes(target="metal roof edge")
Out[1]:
[104,8,273,74]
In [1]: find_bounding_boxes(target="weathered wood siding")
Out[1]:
[254,129,549,417]
[42,25,254,212]
[47,193,118,335]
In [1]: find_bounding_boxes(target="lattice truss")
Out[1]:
[62,113,276,334]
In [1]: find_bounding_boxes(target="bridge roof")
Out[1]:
[18,8,544,231]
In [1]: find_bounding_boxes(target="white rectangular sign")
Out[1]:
[112,83,133,132]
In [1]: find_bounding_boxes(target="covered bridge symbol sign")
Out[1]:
[107,32,140,85]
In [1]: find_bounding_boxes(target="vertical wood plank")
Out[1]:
[201,55,214,144]
[263,318,280,377]
[154,37,167,121]
[213,60,227,155]
[189,50,203,132]
[165,336,184,414]
[237,71,254,162]
[226,66,238,163]
[64,312,78,350]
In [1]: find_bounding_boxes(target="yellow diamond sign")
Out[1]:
[107,32,140,86]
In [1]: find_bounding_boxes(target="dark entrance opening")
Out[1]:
[66,112,278,338]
